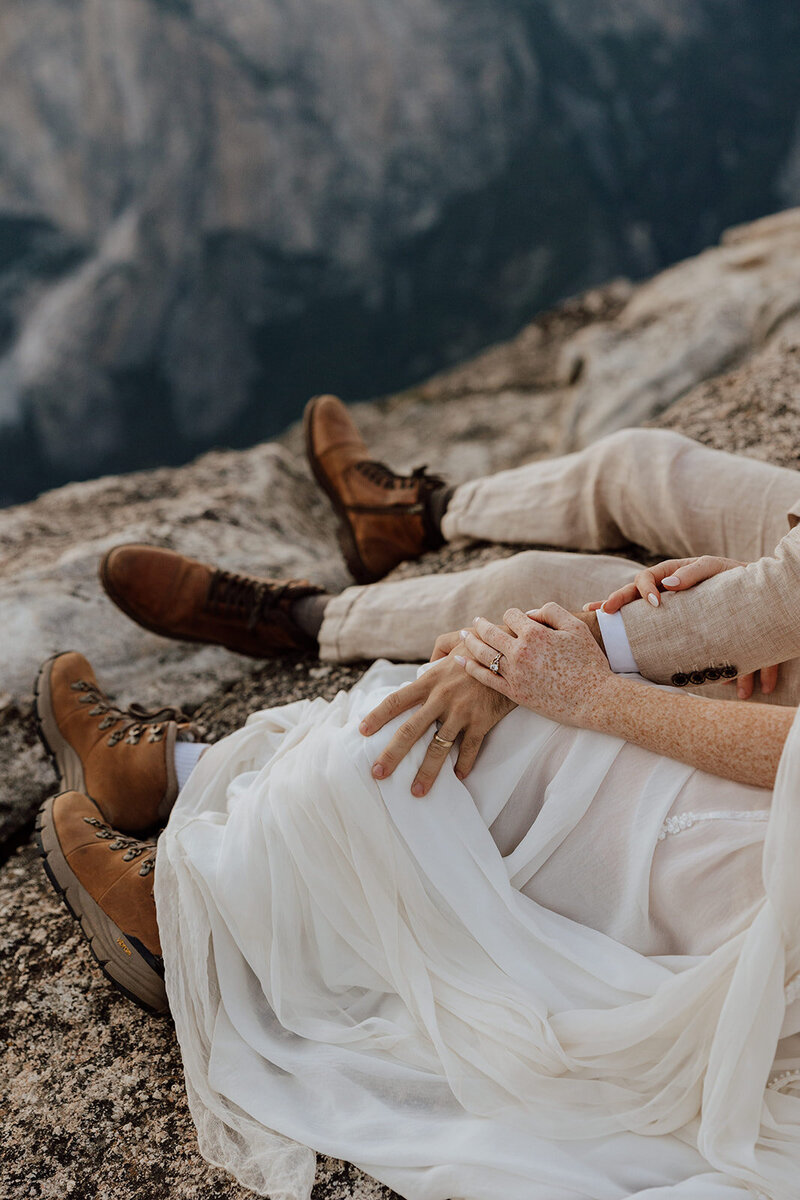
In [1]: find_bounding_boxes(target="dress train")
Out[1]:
[156,663,800,1199]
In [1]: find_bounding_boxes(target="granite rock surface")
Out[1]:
[3,208,800,1199]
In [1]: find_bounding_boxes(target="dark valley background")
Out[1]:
[2,0,800,506]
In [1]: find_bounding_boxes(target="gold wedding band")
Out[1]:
[432,732,455,749]
[489,652,503,675]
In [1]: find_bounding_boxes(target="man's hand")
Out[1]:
[583,555,779,699]
[360,646,516,796]
[429,630,464,660]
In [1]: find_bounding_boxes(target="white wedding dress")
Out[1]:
[155,662,800,1200]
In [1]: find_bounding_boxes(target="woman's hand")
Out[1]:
[461,604,615,727]
[584,555,747,613]
[583,555,778,699]
[360,646,516,796]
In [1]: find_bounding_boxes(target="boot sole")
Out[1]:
[35,795,168,1015]
[35,654,87,796]
[303,395,377,585]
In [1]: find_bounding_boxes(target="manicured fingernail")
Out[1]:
[372,763,385,778]
[411,782,425,797]
[662,575,680,586]
[647,593,659,607]
[454,654,466,664]
[459,629,469,639]
[359,721,369,734]
[582,603,592,611]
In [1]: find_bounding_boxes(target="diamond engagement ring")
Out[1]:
[489,652,503,675]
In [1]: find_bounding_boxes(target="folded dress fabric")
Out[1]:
[156,662,800,1200]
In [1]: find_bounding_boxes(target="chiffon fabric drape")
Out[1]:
[155,662,800,1200]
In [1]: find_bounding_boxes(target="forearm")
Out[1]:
[586,676,795,788]
[465,605,793,788]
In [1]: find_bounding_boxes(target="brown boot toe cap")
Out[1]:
[100,543,207,630]
[305,393,368,464]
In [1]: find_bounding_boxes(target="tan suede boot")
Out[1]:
[36,791,167,1014]
[304,393,446,583]
[35,651,195,833]
[99,546,324,657]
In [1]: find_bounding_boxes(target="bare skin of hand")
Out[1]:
[461,604,794,789]
[461,605,613,726]
[360,645,516,796]
[432,612,602,661]
[583,555,779,700]
[360,611,603,797]
[429,629,465,661]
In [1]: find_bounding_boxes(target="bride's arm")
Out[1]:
[462,604,795,789]
[587,673,794,788]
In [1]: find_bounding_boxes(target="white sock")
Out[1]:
[174,741,210,792]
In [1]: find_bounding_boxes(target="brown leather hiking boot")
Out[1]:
[36,791,167,1014]
[304,393,446,583]
[100,545,323,658]
[36,651,193,833]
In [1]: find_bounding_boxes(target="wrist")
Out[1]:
[573,609,604,651]
[583,673,635,734]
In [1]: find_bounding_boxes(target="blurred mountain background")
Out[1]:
[2,0,800,506]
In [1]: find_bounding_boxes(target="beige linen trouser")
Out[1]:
[319,427,800,679]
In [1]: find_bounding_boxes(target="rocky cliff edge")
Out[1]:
[2,207,800,1199]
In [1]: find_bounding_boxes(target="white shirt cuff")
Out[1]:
[596,608,640,674]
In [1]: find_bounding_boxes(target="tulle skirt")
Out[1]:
[155,662,800,1199]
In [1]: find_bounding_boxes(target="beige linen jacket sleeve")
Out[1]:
[620,519,800,693]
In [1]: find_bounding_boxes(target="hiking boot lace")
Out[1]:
[355,461,446,493]
[70,680,190,747]
[204,569,308,633]
[83,816,157,876]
